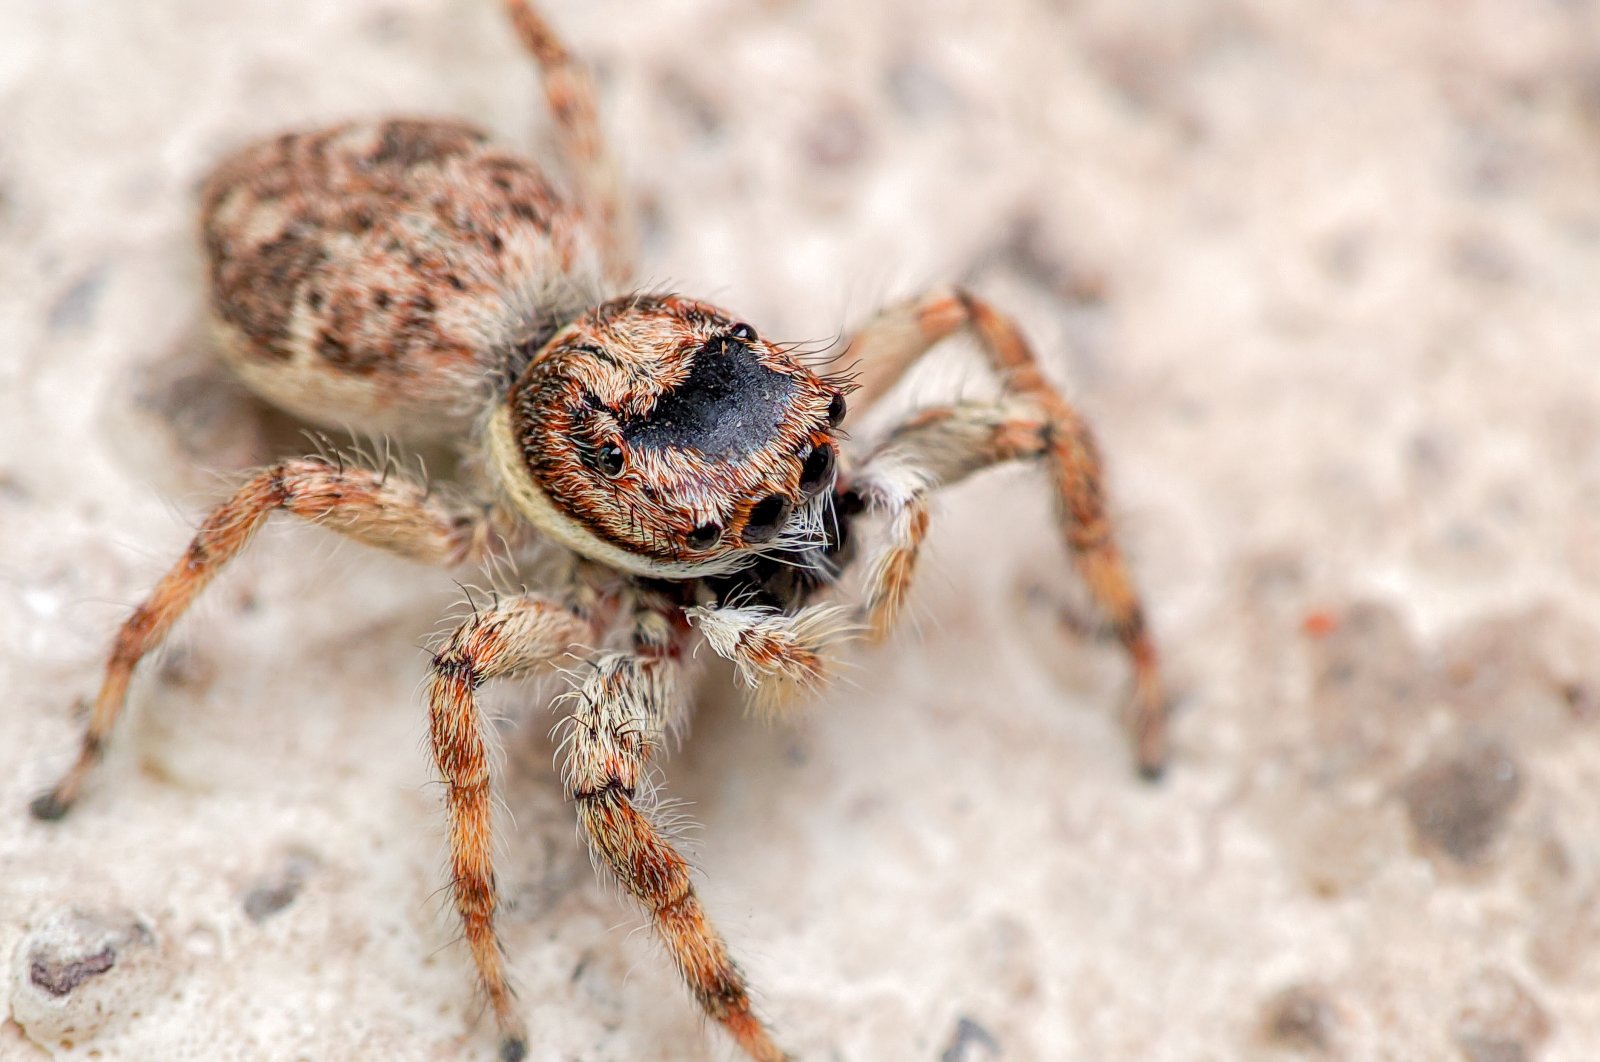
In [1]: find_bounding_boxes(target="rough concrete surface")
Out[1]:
[5,0,1600,1059]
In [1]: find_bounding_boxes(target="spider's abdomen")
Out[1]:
[200,119,601,439]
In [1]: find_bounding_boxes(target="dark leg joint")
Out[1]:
[572,777,634,804]
[431,651,481,688]
[266,464,291,506]
[79,731,105,760]
[693,973,751,1020]
[1113,607,1147,644]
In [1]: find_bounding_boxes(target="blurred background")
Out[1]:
[4,0,1600,1057]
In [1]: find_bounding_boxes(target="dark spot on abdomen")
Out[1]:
[366,118,488,171]
[208,228,328,361]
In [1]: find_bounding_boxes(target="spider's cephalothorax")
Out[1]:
[31,4,1168,1061]
[489,294,849,578]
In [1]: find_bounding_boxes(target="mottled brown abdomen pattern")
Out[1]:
[201,118,602,439]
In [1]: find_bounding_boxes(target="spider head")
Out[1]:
[489,294,849,578]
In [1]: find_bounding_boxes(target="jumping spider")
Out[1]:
[31,3,1167,1059]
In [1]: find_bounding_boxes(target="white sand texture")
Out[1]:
[6,1,1600,1059]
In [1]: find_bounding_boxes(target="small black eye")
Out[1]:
[729,322,757,342]
[594,443,625,478]
[800,443,836,495]
[743,494,792,544]
[827,392,847,426]
[687,522,723,550]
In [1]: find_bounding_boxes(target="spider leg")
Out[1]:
[855,400,1165,775]
[838,287,975,414]
[31,457,495,821]
[427,593,597,1062]
[841,285,1096,421]
[851,355,1166,776]
[555,590,788,1061]
[686,601,858,716]
[502,0,631,284]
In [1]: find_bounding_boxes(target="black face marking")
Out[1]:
[622,339,796,459]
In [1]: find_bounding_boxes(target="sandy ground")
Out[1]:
[6,0,1600,1059]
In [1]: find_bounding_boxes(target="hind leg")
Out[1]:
[503,0,632,283]
[31,457,494,819]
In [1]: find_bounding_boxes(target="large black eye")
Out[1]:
[729,322,757,342]
[592,442,625,478]
[827,393,847,426]
[800,443,836,495]
[687,522,723,550]
[743,494,791,543]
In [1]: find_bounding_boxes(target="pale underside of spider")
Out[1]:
[30,3,1168,1059]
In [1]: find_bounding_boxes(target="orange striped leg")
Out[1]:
[836,285,972,413]
[30,457,489,821]
[502,0,631,282]
[853,403,1031,635]
[427,594,596,1062]
[842,286,1165,774]
[956,291,1165,776]
[855,396,1167,778]
[559,651,789,1061]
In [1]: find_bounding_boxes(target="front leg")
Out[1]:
[558,645,788,1061]
[838,286,1166,776]
[687,601,857,715]
[854,399,1167,778]
[32,456,495,820]
[427,593,597,1062]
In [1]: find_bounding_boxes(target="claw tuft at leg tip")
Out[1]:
[1136,760,1167,784]
[499,1036,528,1062]
[29,790,71,821]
